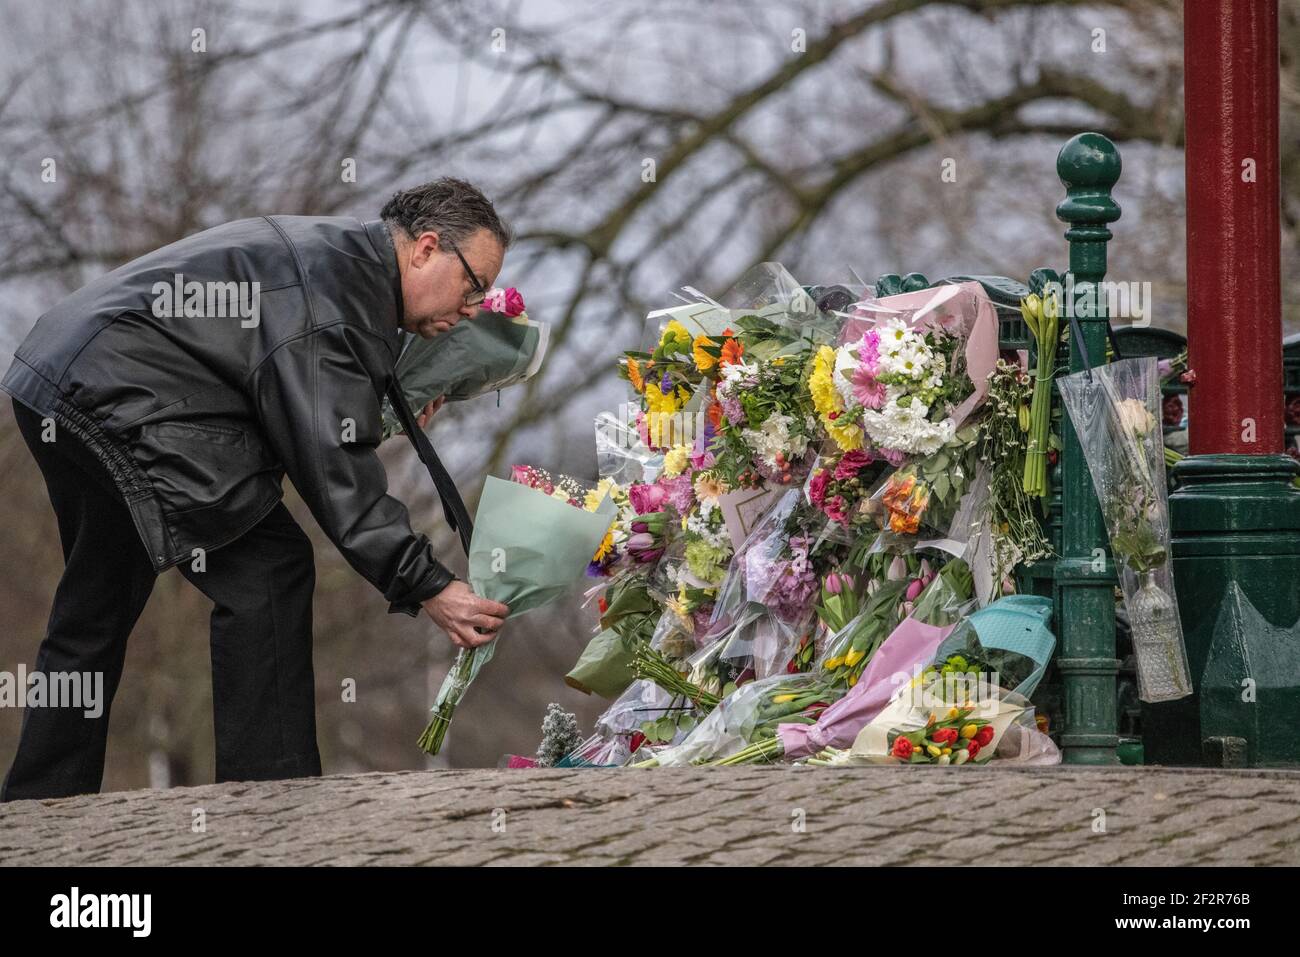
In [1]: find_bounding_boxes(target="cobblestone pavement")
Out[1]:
[2,766,1298,866]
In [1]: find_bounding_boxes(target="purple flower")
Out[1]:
[720,393,745,425]
[660,371,672,395]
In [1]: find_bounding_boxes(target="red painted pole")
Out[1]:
[1184,0,1283,455]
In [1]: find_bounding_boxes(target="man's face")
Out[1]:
[398,226,505,338]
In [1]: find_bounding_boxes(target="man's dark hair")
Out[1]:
[380,177,513,250]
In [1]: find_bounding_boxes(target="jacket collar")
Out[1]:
[363,219,405,336]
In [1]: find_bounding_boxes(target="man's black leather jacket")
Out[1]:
[1,215,456,614]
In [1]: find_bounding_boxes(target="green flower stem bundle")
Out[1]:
[1020,292,1059,498]
[631,645,721,711]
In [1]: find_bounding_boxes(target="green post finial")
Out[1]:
[1056,133,1122,283]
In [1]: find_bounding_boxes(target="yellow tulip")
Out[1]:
[772,693,797,704]
[926,745,941,758]
[961,723,978,740]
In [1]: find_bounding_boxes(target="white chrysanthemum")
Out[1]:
[720,360,758,388]
[741,410,808,468]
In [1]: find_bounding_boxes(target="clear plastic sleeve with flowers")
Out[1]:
[1056,357,1192,702]
[818,683,1053,767]
[592,678,699,763]
[701,488,830,679]
[652,671,833,766]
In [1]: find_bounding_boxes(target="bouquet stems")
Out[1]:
[417,646,482,756]
[713,735,784,766]
[1020,293,1059,498]
[632,645,722,711]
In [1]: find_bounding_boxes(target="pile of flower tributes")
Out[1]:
[514,264,1073,769]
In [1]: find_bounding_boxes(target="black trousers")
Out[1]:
[2,398,321,801]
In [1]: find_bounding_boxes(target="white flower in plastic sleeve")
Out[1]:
[1116,397,1155,437]
[832,343,860,407]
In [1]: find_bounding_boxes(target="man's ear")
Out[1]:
[409,231,441,268]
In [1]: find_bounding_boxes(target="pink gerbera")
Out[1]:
[852,364,887,410]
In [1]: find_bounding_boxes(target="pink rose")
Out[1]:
[629,482,666,514]
[503,287,526,317]
[482,286,527,317]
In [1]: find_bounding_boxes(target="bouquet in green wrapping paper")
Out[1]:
[417,468,616,755]
[383,287,547,438]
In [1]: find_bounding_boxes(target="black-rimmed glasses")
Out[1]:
[446,241,486,306]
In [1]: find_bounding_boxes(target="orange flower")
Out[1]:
[881,474,916,511]
[889,510,921,534]
[626,357,644,392]
[719,337,744,367]
[707,395,723,431]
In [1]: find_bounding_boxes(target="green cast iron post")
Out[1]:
[1053,133,1121,765]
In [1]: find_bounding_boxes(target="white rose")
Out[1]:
[1116,398,1155,436]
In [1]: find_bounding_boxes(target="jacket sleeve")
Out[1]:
[249,322,456,616]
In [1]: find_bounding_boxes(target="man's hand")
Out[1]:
[416,396,445,430]
[421,580,509,649]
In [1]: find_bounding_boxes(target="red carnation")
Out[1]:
[974,725,995,747]
[891,737,914,759]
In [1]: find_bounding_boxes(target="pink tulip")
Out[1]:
[905,578,925,602]
[887,555,908,581]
